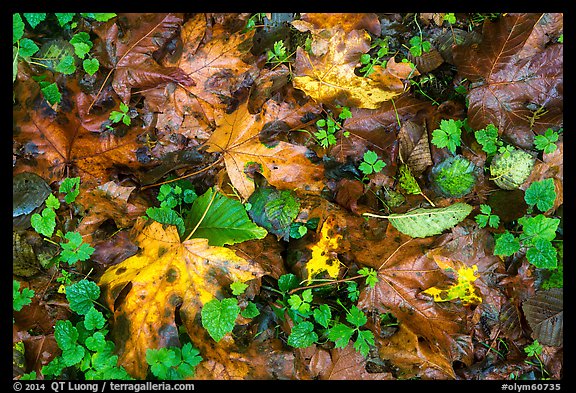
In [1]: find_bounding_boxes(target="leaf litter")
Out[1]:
[13,12,563,381]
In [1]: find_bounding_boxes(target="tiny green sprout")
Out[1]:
[524,340,543,357]
[267,40,290,65]
[358,267,379,288]
[534,128,560,154]
[475,204,500,228]
[230,281,248,296]
[359,150,386,176]
[358,37,389,76]
[557,34,563,43]
[314,117,338,148]
[60,176,80,204]
[431,119,463,154]
[109,102,131,126]
[146,343,202,380]
[443,13,456,24]
[59,231,95,265]
[408,35,432,57]
[288,289,313,315]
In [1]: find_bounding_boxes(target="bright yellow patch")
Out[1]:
[423,264,482,306]
[305,216,343,283]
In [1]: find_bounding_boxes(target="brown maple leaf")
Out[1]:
[453,13,563,149]
[13,73,145,188]
[205,101,326,200]
[93,13,194,105]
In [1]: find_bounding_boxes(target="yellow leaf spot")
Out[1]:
[305,216,343,283]
[423,264,482,306]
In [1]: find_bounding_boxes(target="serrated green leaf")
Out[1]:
[84,307,106,330]
[146,207,185,237]
[23,13,46,29]
[83,58,99,76]
[45,193,60,209]
[363,150,378,164]
[66,279,100,315]
[287,321,318,348]
[85,331,107,352]
[494,231,521,256]
[54,320,79,350]
[13,13,24,44]
[31,207,56,237]
[19,38,39,58]
[519,215,559,244]
[41,82,61,105]
[526,239,557,269]
[313,304,332,328]
[525,178,556,212]
[248,186,300,240]
[328,323,354,348]
[62,345,85,367]
[241,302,260,318]
[230,281,248,296]
[367,203,472,238]
[358,161,374,175]
[55,55,76,75]
[13,280,35,311]
[346,306,367,327]
[184,188,267,246]
[60,177,80,203]
[354,330,375,357]
[55,13,76,27]
[201,298,240,342]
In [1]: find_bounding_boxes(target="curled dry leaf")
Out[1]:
[93,13,194,105]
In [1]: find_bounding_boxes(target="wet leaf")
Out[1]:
[453,14,563,148]
[205,101,325,199]
[522,288,563,347]
[293,29,414,109]
[365,203,473,238]
[98,218,266,378]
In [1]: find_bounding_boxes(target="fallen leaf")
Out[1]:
[305,215,344,283]
[398,120,433,176]
[310,344,393,380]
[453,13,563,148]
[98,217,266,378]
[13,73,146,188]
[93,13,194,104]
[205,101,325,199]
[522,288,563,347]
[293,28,414,109]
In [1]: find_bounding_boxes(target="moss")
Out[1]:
[430,155,477,197]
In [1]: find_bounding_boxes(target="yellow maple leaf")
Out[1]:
[305,216,343,283]
[98,217,266,379]
[292,28,414,109]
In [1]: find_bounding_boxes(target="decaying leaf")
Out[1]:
[398,120,433,175]
[293,28,415,109]
[98,218,266,378]
[364,203,473,238]
[13,73,145,188]
[93,13,194,105]
[522,288,563,347]
[422,258,483,306]
[453,13,563,148]
[305,215,344,283]
[205,101,325,199]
